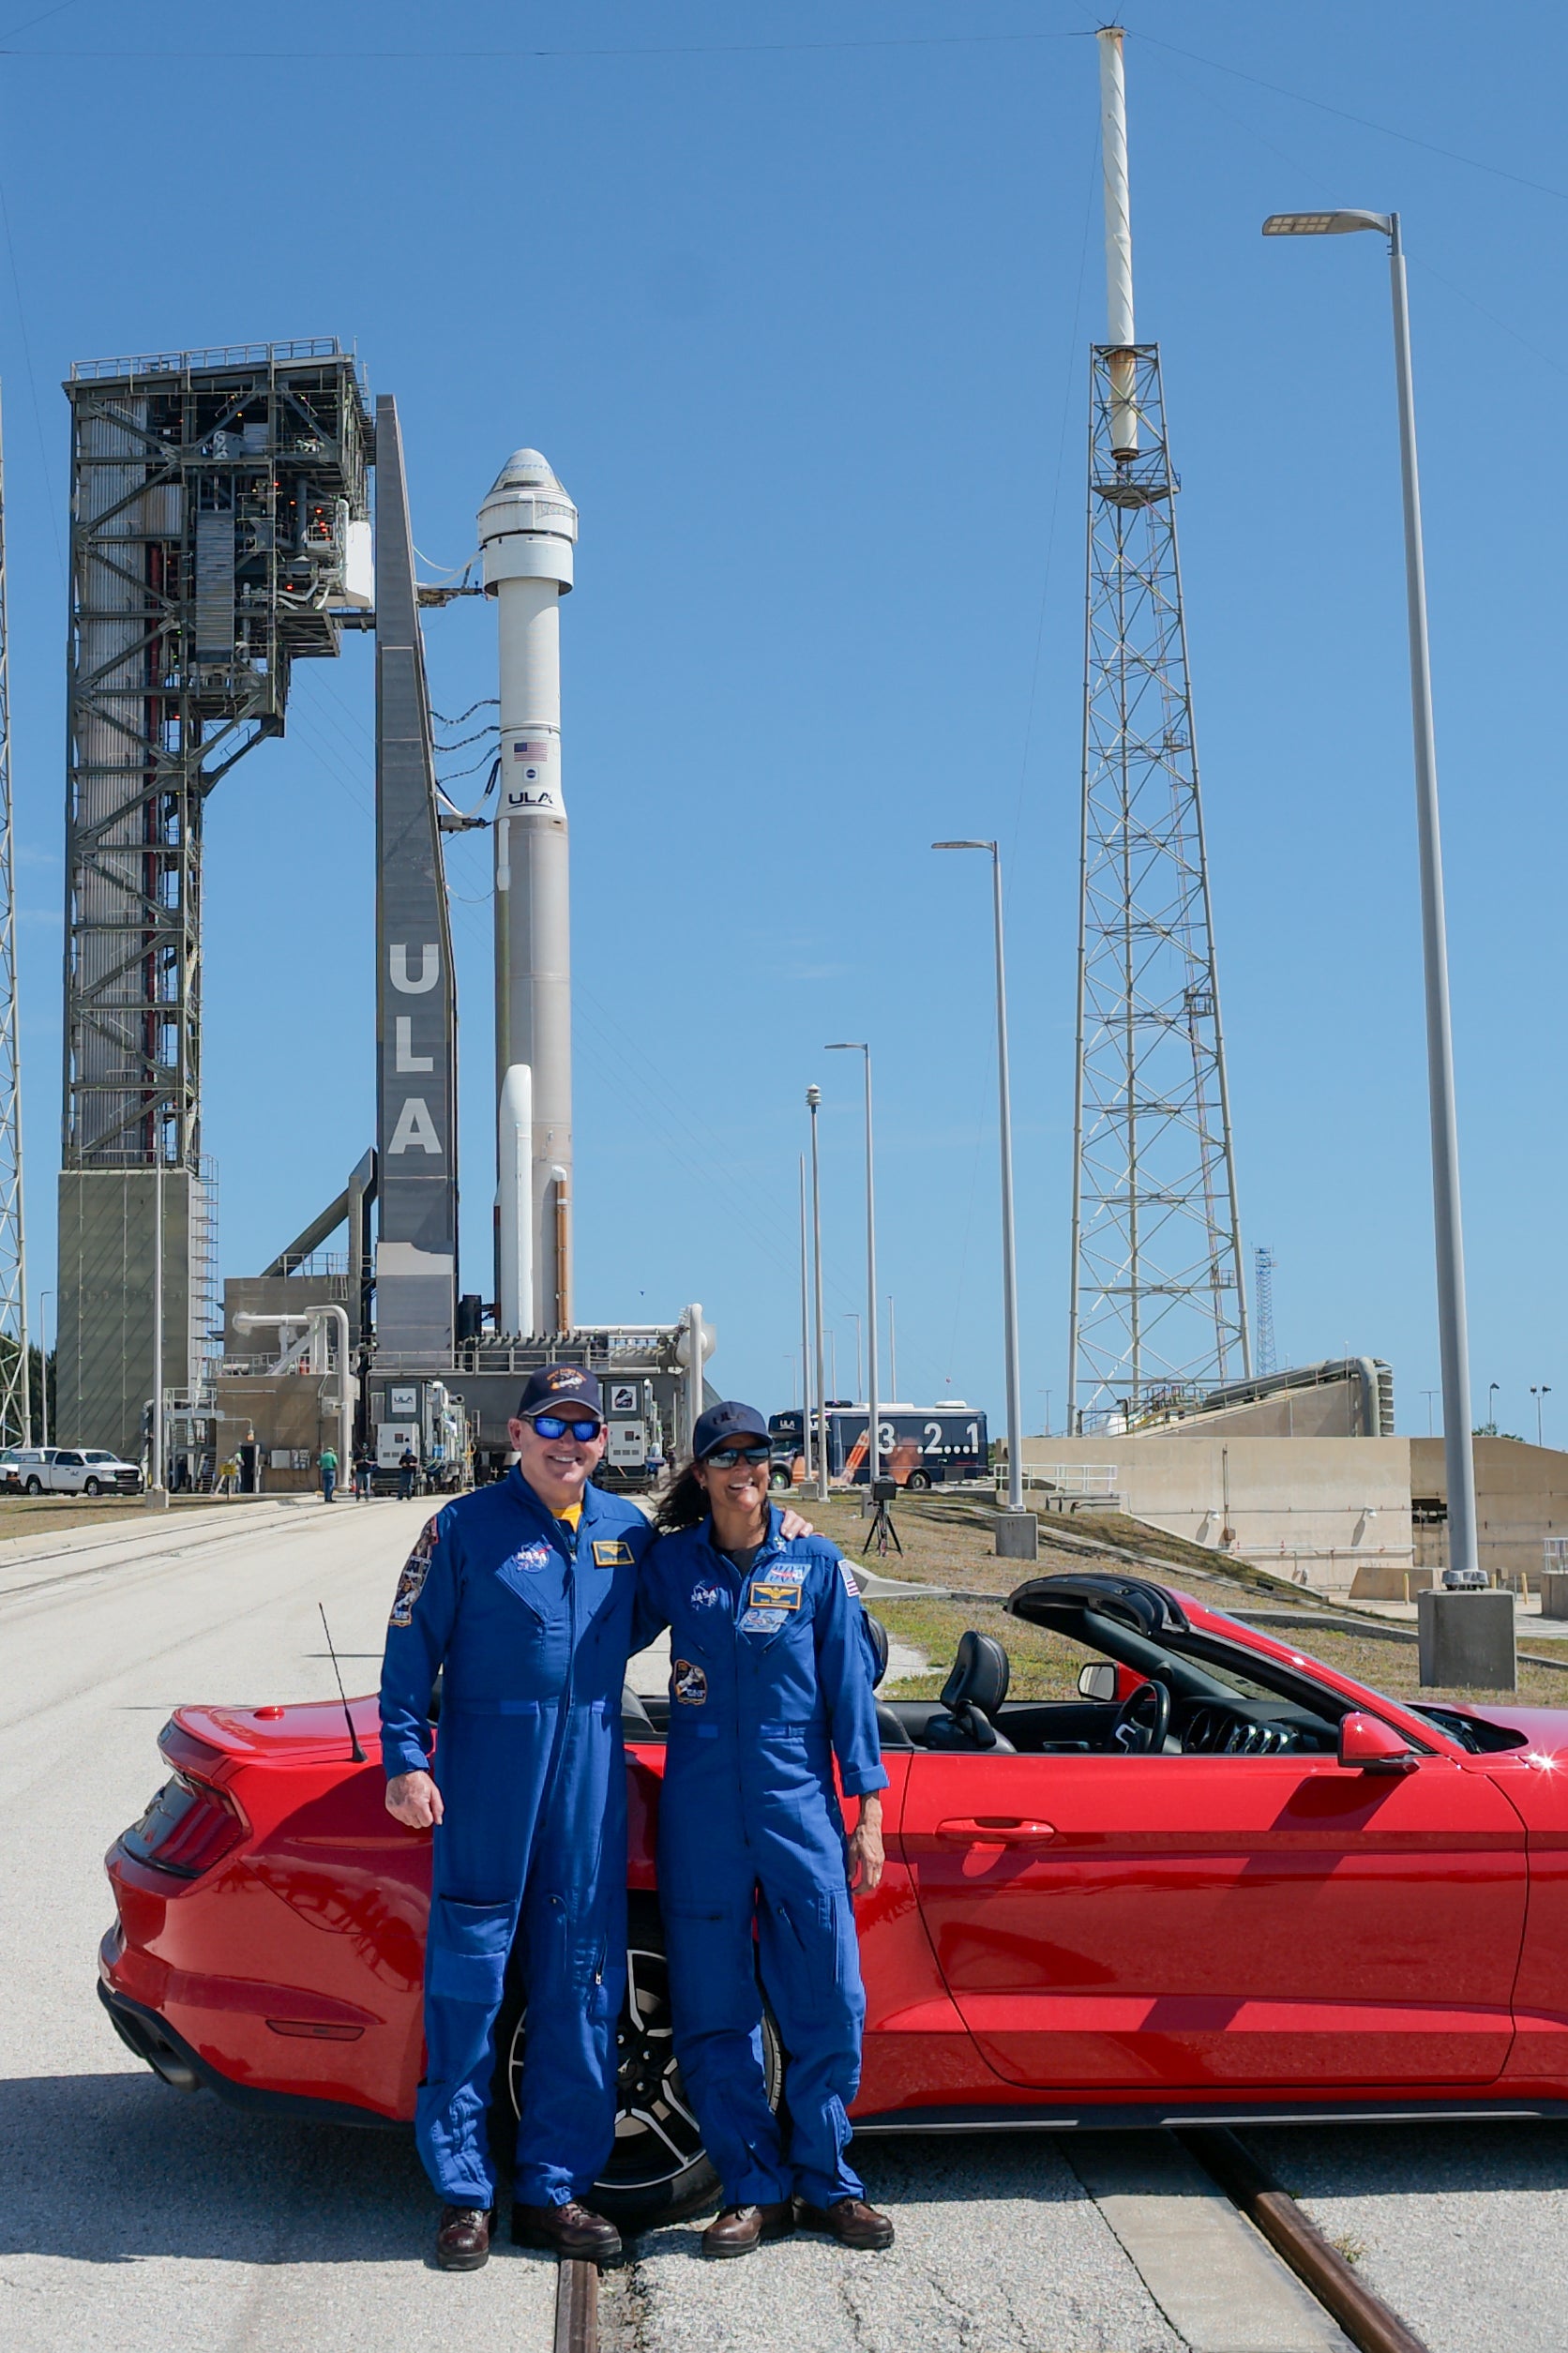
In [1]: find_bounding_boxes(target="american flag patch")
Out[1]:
[513,740,552,760]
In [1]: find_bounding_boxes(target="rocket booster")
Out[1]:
[479,449,578,1332]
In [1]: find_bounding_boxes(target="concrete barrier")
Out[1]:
[1541,1570,1568,1621]
[993,1510,1039,1562]
[1417,1588,1515,1690]
[1349,1562,1437,1602]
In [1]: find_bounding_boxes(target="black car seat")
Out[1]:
[922,1630,1017,1752]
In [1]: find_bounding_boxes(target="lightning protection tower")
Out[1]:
[0,389,28,1444]
[1066,28,1249,1432]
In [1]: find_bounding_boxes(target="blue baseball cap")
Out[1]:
[692,1399,770,1458]
[515,1365,604,1423]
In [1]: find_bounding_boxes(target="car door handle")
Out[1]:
[935,1817,1056,1844]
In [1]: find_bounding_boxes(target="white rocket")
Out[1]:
[479,449,579,1334]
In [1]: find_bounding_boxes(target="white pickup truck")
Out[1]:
[2,1445,143,1497]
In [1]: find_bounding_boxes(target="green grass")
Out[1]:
[867,1592,1094,1700]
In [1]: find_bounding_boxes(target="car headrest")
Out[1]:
[861,1609,889,1690]
[940,1629,1010,1717]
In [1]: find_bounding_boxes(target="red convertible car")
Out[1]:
[98,1571,1568,2225]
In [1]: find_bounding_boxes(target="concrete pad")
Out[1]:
[1065,2134,1354,2351]
[608,2134,1183,2353]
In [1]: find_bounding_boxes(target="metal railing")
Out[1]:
[71,337,348,381]
[1021,1463,1120,1497]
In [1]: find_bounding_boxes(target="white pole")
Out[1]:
[1096,24,1138,458]
[826,1044,880,1492]
[864,1051,881,1493]
[1388,216,1479,1581]
[798,1155,814,1483]
[990,847,1025,1513]
[807,1085,829,1502]
[148,1164,164,1498]
[38,1287,50,1446]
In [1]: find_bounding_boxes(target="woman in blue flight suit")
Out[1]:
[636,1400,895,2258]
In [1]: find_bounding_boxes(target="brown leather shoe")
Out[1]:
[701,2202,795,2259]
[434,2204,495,2270]
[795,2196,895,2251]
[511,2199,625,2265]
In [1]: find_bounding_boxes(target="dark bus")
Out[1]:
[767,1406,988,1489]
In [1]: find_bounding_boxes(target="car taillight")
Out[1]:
[121,1772,245,1878]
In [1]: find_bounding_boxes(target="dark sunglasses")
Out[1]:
[530,1412,603,1442]
[704,1443,771,1468]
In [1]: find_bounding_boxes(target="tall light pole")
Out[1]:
[934,839,1026,1515]
[38,1287,51,1446]
[845,1313,863,1405]
[1532,1386,1551,1449]
[797,1155,814,1484]
[806,1086,829,1501]
[826,1043,880,1492]
[1264,207,1480,1583]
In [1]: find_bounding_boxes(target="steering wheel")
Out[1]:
[1111,1677,1170,1755]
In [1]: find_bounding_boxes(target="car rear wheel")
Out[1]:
[906,1469,931,1491]
[24,1475,40,1495]
[490,1891,785,2229]
[84,1477,101,1496]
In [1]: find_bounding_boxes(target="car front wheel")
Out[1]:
[490,1891,784,2229]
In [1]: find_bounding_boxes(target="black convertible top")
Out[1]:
[1006,1573,1188,1640]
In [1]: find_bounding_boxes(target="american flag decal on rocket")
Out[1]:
[513,740,552,760]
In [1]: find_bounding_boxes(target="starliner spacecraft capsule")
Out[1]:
[479,448,578,1334]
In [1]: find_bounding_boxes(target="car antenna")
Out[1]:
[319,1603,368,1764]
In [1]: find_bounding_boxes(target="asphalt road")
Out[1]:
[7,1496,1564,2352]
[0,1495,556,2351]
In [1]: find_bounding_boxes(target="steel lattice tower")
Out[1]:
[0,389,27,1444]
[58,341,369,1456]
[1066,31,1248,1430]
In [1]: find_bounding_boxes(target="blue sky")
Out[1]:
[4,1,1564,1440]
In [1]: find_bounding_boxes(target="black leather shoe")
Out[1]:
[511,2199,625,2265]
[795,2196,895,2251]
[435,2204,495,2270]
[702,2202,795,2258]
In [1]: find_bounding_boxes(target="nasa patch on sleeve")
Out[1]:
[389,1518,439,1627]
[673,1659,708,1706]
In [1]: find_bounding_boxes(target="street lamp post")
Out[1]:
[826,1043,880,1493]
[934,839,1026,1516]
[797,1155,814,1485]
[1264,207,1480,1582]
[1489,1381,1500,1433]
[1532,1385,1551,1449]
[38,1288,52,1446]
[806,1087,830,1501]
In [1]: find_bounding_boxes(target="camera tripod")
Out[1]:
[861,1492,903,1559]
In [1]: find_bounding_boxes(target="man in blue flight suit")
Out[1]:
[380,1365,653,2272]
[637,1399,895,2257]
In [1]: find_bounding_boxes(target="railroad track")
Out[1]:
[549,2134,1429,2353]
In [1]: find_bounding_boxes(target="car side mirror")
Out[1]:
[1078,1662,1118,1702]
[1338,1711,1419,1774]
